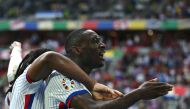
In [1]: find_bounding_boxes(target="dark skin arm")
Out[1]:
[71,91,140,109]
[71,79,173,109]
[27,51,95,91]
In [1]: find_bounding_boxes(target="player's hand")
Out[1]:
[137,78,173,100]
[10,41,21,50]
[92,83,123,100]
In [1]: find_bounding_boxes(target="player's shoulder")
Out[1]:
[46,71,88,91]
[13,65,44,92]
[14,65,30,83]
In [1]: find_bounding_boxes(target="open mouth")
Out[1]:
[99,51,105,59]
[99,53,103,58]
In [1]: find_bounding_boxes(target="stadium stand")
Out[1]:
[0,0,190,19]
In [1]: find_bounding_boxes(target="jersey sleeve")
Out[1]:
[45,71,91,108]
[12,65,43,94]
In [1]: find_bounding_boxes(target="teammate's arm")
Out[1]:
[70,79,173,109]
[27,51,122,98]
[5,41,22,109]
[7,41,22,83]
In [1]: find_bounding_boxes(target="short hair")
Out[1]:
[65,29,87,54]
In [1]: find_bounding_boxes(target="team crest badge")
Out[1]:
[61,79,76,90]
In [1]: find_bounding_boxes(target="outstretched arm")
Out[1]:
[7,41,22,83]
[71,90,141,109]
[71,79,173,109]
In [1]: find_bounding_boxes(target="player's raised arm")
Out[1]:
[7,41,22,83]
[5,41,22,109]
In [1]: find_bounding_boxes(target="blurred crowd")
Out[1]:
[0,30,190,109]
[1,0,190,108]
[0,0,190,20]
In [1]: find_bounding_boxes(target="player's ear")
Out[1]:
[70,46,82,55]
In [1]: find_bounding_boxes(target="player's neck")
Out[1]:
[66,55,92,74]
[78,65,92,75]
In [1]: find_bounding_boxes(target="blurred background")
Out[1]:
[0,0,190,109]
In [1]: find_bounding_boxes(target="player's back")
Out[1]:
[9,66,46,109]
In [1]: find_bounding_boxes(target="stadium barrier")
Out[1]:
[0,19,190,31]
